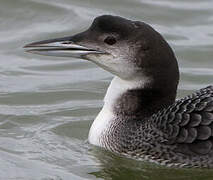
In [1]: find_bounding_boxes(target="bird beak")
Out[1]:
[23,36,105,58]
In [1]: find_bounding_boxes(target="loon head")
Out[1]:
[24,15,179,94]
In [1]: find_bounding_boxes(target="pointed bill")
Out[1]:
[24,37,105,58]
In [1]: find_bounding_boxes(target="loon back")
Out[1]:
[24,15,213,168]
[151,86,213,167]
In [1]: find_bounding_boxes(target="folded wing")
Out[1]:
[152,86,213,155]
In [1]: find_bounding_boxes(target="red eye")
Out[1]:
[104,36,116,45]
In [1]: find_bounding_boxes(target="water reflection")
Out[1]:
[89,147,213,180]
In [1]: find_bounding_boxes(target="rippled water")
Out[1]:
[1,0,213,179]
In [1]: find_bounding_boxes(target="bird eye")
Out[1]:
[104,36,116,45]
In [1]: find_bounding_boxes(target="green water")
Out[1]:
[0,0,213,179]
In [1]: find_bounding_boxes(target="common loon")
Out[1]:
[24,15,213,168]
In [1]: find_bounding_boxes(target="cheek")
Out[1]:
[85,52,138,79]
[85,53,114,63]
[85,53,117,73]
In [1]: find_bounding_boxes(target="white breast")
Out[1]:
[88,76,149,146]
[88,105,114,146]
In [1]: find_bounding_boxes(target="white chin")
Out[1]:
[85,54,138,79]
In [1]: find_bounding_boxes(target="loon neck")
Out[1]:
[88,75,177,146]
[105,76,176,119]
[89,76,148,145]
[104,76,149,110]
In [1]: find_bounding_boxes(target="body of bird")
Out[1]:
[24,15,213,168]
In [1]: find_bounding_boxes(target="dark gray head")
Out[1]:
[24,15,179,104]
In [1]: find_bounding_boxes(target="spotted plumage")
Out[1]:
[97,86,213,167]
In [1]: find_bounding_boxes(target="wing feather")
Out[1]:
[152,86,213,155]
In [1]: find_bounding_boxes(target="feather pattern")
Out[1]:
[152,86,213,159]
[101,86,213,167]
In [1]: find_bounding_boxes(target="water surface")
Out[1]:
[0,0,213,179]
